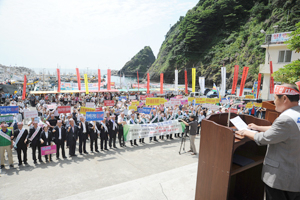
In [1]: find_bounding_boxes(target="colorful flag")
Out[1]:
[239,67,249,96]
[231,65,239,94]
[57,68,61,93]
[107,69,111,90]
[257,73,261,99]
[76,68,81,90]
[147,73,150,94]
[84,74,89,94]
[98,69,101,91]
[185,70,188,94]
[192,68,196,92]
[22,75,27,100]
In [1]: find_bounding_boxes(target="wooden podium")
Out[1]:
[195,113,272,200]
[262,101,280,123]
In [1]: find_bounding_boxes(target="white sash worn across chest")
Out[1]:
[0,130,11,141]
[150,115,157,124]
[29,126,41,141]
[111,120,117,130]
[130,119,136,124]
[14,129,25,147]
[101,122,108,132]
[280,108,300,131]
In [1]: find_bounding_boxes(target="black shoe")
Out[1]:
[131,144,133,146]
[96,150,100,153]
[84,152,89,154]
[39,159,43,162]
[1,165,5,169]
[18,163,22,166]
[45,160,49,162]
[73,154,77,157]
[34,161,37,164]
[80,153,83,155]
[134,144,138,146]
[63,156,67,159]
[170,138,174,140]
[50,159,52,162]
[113,146,117,148]
[10,164,14,169]
[24,162,28,165]
[56,157,60,160]
[101,149,104,151]
[104,148,108,151]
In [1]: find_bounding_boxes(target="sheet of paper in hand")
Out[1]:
[230,116,257,133]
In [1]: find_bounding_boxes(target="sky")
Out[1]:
[0,0,198,73]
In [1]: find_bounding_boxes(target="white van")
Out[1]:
[235,88,253,97]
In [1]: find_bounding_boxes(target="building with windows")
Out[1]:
[259,32,300,100]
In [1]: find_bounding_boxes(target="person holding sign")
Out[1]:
[40,125,54,162]
[128,114,138,146]
[13,122,29,166]
[0,124,14,169]
[28,121,43,164]
[236,84,300,199]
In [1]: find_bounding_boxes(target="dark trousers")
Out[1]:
[56,140,65,158]
[32,145,41,161]
[109,135,116,148]
[130,139,137,145]
[150,136,157,142]
[118,129,125,146]
[69,143,76,156]
[139,138,144,143]
[100,138,108,150]
[90,137,98,151]
[17,146,27,164]
[44,154,52,161]
[79,135,87,153]
[265,184,300,200]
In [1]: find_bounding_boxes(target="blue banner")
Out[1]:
[0,106,19,114]
[253,81,258,99]
[86,112,104,121]
[0,115,14,123]
[118,96,127,101]
[137,108,143,113]
[142,107,152,114]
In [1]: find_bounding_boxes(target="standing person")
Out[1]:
[138,114,146,144]
[47,114,58,132]
[78,116,89,155]
[28,121,43,164]
[99,118,109,151]
[89,121,99,153]
[13,122,29,166]
[53,120,67,159]
[108,115,118,149]
[149,109,158,142]
[128,114,138,146]
[236,84,300,199]
[166,110,174,140]
[66,119,78,157]
[180,115,198,155]
[0,124,14,169]
[159,113,166,140]
[40,125,54,162]
[197,110,205,135]
[117,112,126,147]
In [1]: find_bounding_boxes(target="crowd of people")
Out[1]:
[0,91,267,169]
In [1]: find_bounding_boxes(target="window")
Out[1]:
[278,50,292,62]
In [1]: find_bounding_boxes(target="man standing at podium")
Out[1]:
[236,84,300,199]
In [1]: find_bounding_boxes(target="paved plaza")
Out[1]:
[0,128,200,200]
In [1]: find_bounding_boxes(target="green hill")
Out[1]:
[146,0,300,88]
[118,46,155,78]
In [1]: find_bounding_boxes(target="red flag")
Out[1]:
[231,65,239,94]
[160,73,163,94]
[22,75,27,100]
[147,73,150,94]
[107,69,111,90]
[98,69,101,91]
[270,61,275,94]
[57,68,61,93]
[185,70,188,94]
[76,68,81,90]
[239,67,249,96]
[257,73,262,98]
[137,71,139,90]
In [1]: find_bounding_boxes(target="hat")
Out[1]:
[17,122,23,125]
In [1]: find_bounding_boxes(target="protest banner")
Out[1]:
[137,108,143,113]
[129,106,137,111]
[131,101,139,106]
[86,112,104,121]
[129,95,136,100]
[181,99,188,105]
[41,145,57,156]
[246,102,253,108]
[245,95,255,99]
[95,107,103,112]
[24,110,38,119]
[159,98,166,104]
[0,115,14,123]
[57,106,71,113]
[195,98,206,104]
[170,99,181,105]
[176,95,183,99]
[141,107,152,114]
[147,94,154,97]
[188,97,195,102]
[47,104,56,109]
[254,103,263,107]
[104,100,115,106]
[221,98,229,104]
[146,98,160,106]
[123,120,185,141]
[80,107,95,114]
[0,106,19,114]
[206,98,215,104]
[86,102,95,108]
[139,95,147,100]
[230,108,238,114]
[118,96,127,101]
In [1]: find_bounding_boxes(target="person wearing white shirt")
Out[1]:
[117,112,126,147]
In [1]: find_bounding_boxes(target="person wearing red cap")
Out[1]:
[13,122,29,166]
[0,124,14,169]
[236,84,300,199]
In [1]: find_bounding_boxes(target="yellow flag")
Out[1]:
[84,74,89,94]
[192,68,196,92]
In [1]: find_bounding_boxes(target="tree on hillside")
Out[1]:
[274,22,300,83]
